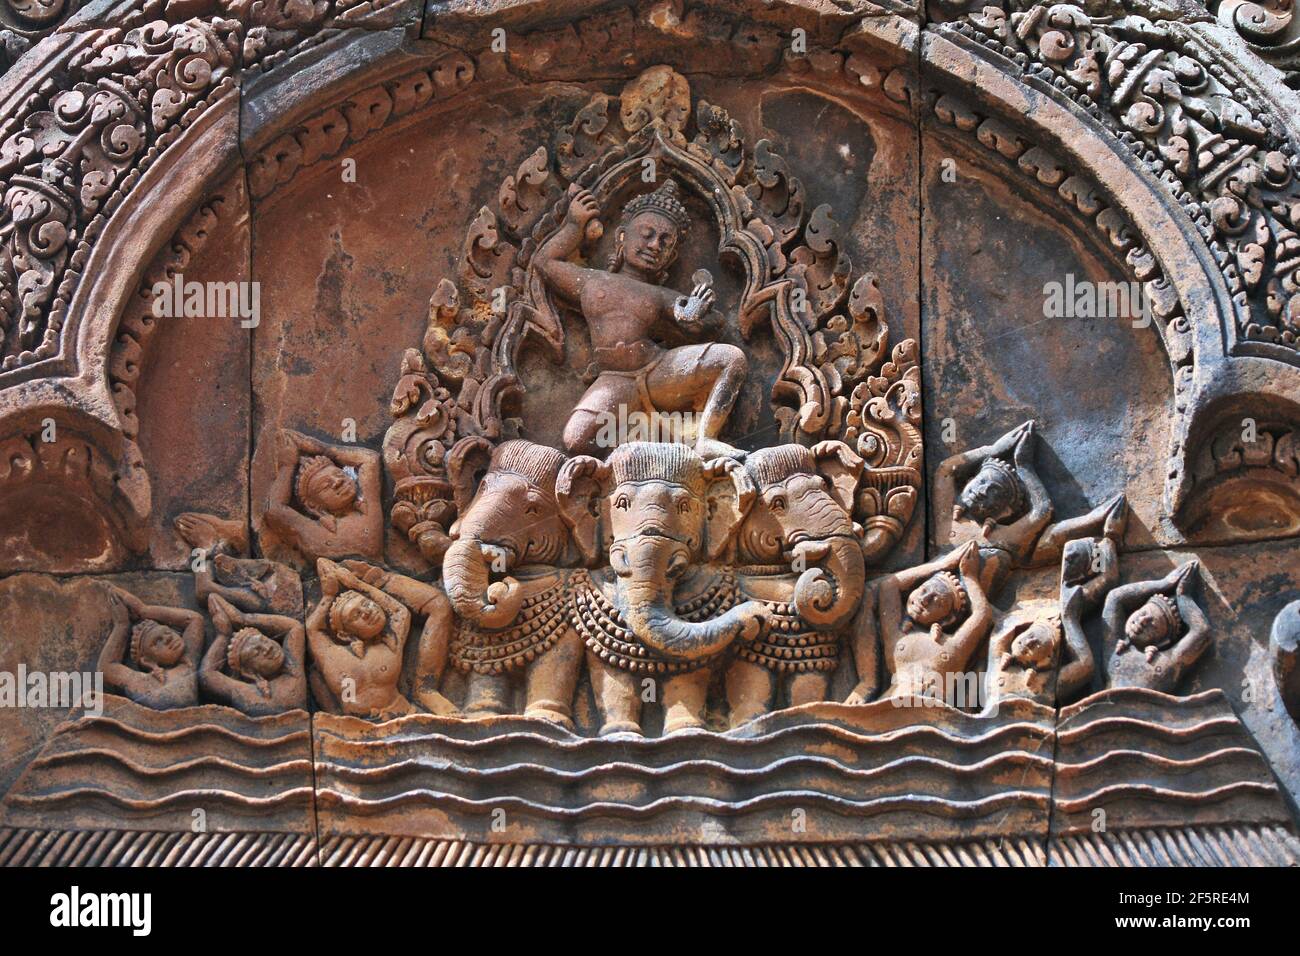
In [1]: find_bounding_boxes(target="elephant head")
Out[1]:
[442,437,571,630]
[558,441,766,662]
[739,440,867,631]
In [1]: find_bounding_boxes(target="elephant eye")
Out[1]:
[615,495,630,510]
[770,495,786,512]
[676,499,691,514]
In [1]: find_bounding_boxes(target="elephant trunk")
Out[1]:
[612,535,765,661]
[622,589,767,663]
[442,536,525,630]
[792,534,866,631]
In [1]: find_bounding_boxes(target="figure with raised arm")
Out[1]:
[983,530,1123,708]
[1103,561,1210,692]
[263,428,383,562]
[201,594,307,716]
[847,541,992,704]
[534,180,748,459]
[306,559,414,719]
[98,586,203,709]
[175,511,303,616]
[933,420,1126,594]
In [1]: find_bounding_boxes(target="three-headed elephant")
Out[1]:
[557,441,768,736]
[726,441,868,726]
[440,437,585,728]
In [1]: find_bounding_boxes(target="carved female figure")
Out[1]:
[175,511,303,616]
[849,541,991,703]
[201,594,307,716]
[983,533,1120,707]
[98,586,204,709]
[263,428,383,562]
[306,559,414,719]
[1103,561,1210,693]
[933,421,1125,593]
[534,180,747,459]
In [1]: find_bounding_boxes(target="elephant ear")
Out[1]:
[812,440,865,514]
[703,458,756,562]
[556,456,612,567]
[446,436,494,524]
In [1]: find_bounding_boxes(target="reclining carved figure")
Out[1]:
[1103,561,1210,693]
[933,420,1125,595]
[99,586,204,710]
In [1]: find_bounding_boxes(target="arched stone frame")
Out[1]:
[1,0,1299,566]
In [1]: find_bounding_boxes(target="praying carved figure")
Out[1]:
[934,421,1126,594]
[849,541,992,703]
[337,559,459,716]
[98,586,203,709]
[306,559,414,719]
[984,533,1122,708]
[201,595,307,716]
[263,429,383,563]
[535,180,748,459]
[1103,561,1210,693]
[175,511,303,616]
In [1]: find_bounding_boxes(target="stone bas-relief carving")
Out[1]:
[1,0,1299,868]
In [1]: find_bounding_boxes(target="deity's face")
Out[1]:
[907,575,958,627]
[240,632,285,679]
[1125,599,1172,648]
[619,210,681,276]
[139,623,185,668]
[1011,622,1058,669]
[305,463,357,516]
[337,591,386,641]
[957,466,1019,524]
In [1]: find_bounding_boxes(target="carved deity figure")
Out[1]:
[175,511,303,616]
[934,421,1126,594]
[263,429,383,562]
[535,180,748,459]
[201,594,307,716]
[98,586,203,709]
[984,532,1122,708]
[849,541,992,703]
[1103,561,1210,693]
[306,559,414,719]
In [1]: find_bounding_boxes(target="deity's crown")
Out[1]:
[330,589,372,637]
[928,570,968,624]
[295,454,338,506]
[978,456,1026,513]
[1147,592,1182,636]
[228,627,265,676]
[129,619,165,667]
[621,180,690,232]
